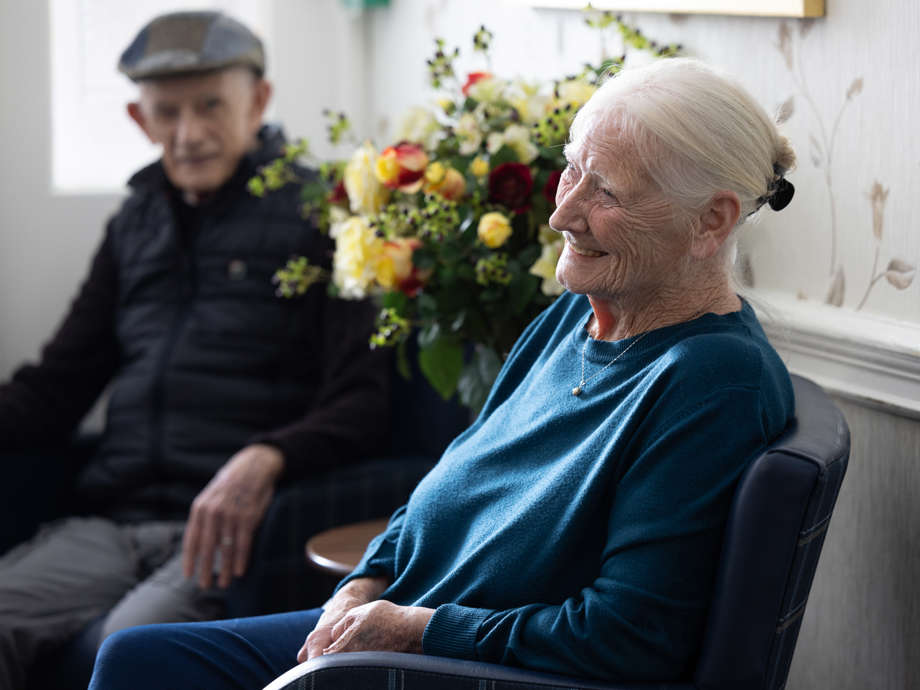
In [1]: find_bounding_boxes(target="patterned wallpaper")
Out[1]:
[367,0,920,326]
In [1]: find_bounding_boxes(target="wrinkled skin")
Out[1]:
[550,106,743,340]
[298,577,433,662]
[182,444,284,589]
[127,66,271,204]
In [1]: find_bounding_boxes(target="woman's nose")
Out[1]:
[549,187,588,235]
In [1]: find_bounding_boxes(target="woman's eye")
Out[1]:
[601,188,617,201]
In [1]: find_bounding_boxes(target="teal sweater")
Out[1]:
[341,292,794,682]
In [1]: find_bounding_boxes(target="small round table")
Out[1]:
[305,518,390,577]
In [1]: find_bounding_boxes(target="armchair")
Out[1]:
[264,374,850,690]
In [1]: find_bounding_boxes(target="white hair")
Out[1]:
[571,58,796,223]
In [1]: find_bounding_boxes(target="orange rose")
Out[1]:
[375,142,429,192]
[376,237,427,296]
[424,165,466,201]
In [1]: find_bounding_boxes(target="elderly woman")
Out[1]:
[89,57,796,688]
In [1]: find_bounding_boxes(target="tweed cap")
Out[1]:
[118,11,265,81]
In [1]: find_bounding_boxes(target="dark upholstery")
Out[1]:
[23,348,469,690]
[269,374,850,690]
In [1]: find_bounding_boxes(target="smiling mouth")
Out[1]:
[566,241,606,258]
[178,154,219,166]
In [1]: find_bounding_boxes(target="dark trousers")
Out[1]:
[89,608,325,689]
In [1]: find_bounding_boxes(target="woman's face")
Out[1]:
[549,111,691,306]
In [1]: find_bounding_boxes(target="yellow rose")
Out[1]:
[329,215,384,298]
[424,161,446,186]
[477,212,512,249]
[343,142,390,215]
[470,156,489,177]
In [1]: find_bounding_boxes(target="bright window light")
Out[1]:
[50,0,271,194]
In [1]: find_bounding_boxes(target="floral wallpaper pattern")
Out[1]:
[775,21,915,310]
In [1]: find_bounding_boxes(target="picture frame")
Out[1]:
[508,0,824,18]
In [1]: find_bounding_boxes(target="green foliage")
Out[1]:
[258,19,680,409]
[418,334,464,400]
[272,257,328,297]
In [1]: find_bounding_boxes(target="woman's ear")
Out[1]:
[690,191,741,259]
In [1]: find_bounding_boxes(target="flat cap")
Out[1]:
[118,11,265,81]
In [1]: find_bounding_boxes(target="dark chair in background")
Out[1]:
[266,374,850,690]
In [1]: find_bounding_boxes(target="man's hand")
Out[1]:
[182,443,284,589]
[300,576,389,662]
[319,600,434,657]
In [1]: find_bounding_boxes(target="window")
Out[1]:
[50,0,271,193]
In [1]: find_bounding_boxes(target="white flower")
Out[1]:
[506,79,551,124]
[530,225,565,296]
[456,112,483,156]
[395,106,442,151]
[556,79,597,108]
[467,77,506,104]
[487,124,538,164]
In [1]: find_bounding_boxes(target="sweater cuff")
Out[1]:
[422,604,493,660]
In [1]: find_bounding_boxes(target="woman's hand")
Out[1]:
[321,600,435,656]
[299,577,389,662]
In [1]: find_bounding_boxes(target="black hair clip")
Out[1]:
[768,176,795,211]
[756,164,795,212]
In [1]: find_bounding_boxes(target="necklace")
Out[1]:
[572,329,649,397]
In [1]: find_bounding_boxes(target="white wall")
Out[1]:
[0,0,365,380]
[0,1,121,378]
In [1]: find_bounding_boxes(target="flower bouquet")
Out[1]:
[250,8,679,411]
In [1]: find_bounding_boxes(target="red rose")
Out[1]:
[543,170,562,207]
[328,179,348,205]
[488,162,534,213]
[462,71,493,97]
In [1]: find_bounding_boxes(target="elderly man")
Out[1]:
[0,11,388,690]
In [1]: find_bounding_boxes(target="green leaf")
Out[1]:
[490,145,518,168]
[381,290,409,312]
[457,345,503,413]
[508,272,540,315]
[413,248,436,271]
[417,323,441,349]
[418,337,464,400]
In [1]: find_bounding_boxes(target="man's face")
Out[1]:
[128,67,270,200]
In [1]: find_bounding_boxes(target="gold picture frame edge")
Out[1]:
[513,0,825,18]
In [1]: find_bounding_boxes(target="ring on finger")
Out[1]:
[221,535,234,547]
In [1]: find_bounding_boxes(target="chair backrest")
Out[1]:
[693,375,850,690]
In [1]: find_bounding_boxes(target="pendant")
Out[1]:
[572,386,582,397]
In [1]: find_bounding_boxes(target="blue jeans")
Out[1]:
[88,608,324,690]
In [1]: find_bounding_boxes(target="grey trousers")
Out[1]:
[0,516,226,690]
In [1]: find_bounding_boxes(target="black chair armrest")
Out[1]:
[263,652,693,690]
